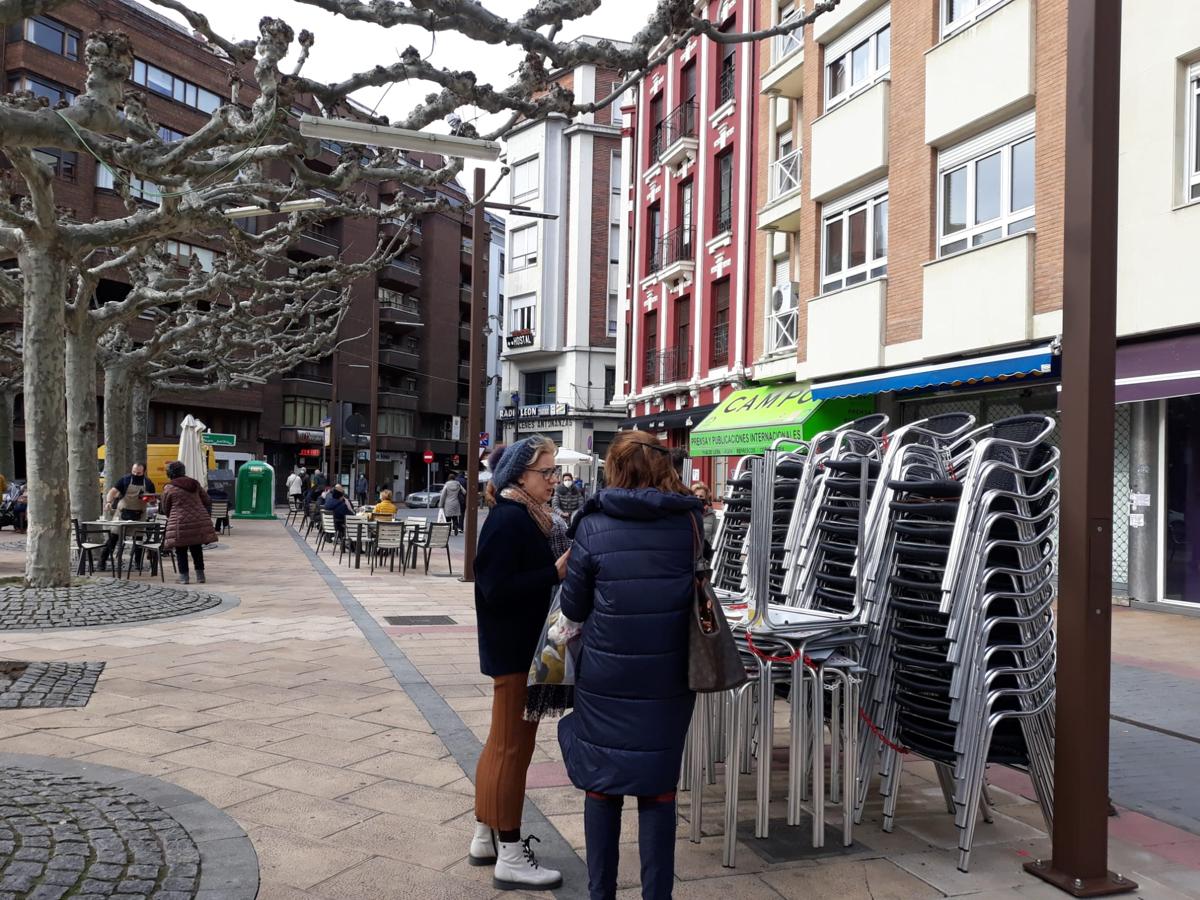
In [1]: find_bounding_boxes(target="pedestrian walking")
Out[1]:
[441,473,465,535]
[160,461,218,585]
[286,469,304,502]
[558,431,702,900]
[470,436,570,890]
[99,462,155,571]
[355,472,368,506]
[551,473,583,523]
[691,481,717,549]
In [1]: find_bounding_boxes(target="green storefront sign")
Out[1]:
[689,384,874,457]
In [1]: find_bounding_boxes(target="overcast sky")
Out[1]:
[157,1,638,202]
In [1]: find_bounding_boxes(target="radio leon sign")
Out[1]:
[499,403,569,421]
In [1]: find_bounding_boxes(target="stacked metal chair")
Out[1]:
[711,456,754,597]
[685,415,890,866]
[853,414,1058,872]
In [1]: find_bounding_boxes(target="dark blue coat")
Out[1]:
[557,488,701,796]
[474,497,559,677]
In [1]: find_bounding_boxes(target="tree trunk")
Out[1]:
[20,244,72,587]
[0,388,16,484]
[131,377,150,470]
[102,361,133,496]
[65,327,101,523]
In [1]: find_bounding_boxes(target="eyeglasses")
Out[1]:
[525,465,562,481]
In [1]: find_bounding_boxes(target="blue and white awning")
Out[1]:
[810,344,1057,400]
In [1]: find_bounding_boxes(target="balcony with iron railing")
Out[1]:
[767,306,799,357]
[378,288,421,326]
[762,9,805,97]
[757,147,804,232]
[653,101,699,168]
[381,256,421,287]
[718,65,736,107]
[711,322,730,369]
[642,347,691,386]
[657,225,695,283]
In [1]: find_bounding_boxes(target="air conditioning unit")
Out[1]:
[771,282,799,313]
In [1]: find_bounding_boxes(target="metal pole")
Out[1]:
[329,352,340,487]
[464,168,488,581]
[368,289,380,500]
[1024,0,1135,895]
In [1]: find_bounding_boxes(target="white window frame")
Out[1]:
[511,156,539,199]
[823,5,890,111]
[510,225,538,270]
[163,240,215,272]
[820,181,888,294]
[510,294,536,333]
[937,111,1036,257]
[941,0,1008,38]
[1188,63,1200,204]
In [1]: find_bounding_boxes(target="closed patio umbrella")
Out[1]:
[177,414,209,490]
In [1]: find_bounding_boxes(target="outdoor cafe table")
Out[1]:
[342,516,429,570]
[80,519,151,578]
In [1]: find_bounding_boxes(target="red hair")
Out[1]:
[604,431,690,495]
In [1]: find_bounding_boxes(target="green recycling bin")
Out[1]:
[233,460,276,519]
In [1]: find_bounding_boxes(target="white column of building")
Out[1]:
[615,98,635,405]
[732,0,753,373]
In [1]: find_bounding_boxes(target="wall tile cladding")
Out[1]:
[588,130,620,348]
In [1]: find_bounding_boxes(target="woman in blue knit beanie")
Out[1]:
[469,434,570,890]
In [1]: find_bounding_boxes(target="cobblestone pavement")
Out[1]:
[0,582,225,631]
[0,662,105,709]
[0,523,1196,899]
[0,765,200,899]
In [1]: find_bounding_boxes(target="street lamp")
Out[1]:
[299,115,501,162]
[223,198,326,218]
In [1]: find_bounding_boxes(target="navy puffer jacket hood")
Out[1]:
[557,487,701,796]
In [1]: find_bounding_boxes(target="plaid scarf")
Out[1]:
[501,485,570,557]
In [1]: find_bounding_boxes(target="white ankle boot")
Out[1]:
[468,821,496,866]
[493,834,562,891]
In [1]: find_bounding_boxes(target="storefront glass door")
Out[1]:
[1164,395,1200,604]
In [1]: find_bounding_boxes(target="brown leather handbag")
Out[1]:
[688,514,749,693]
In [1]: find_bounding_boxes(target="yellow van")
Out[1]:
[97,443,215,493]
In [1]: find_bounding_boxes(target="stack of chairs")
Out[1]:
[854,414,1058,872]
[711,456,754,597]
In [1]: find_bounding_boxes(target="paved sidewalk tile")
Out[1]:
[1,518,1197,899]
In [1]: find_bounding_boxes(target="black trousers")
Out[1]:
[175,545,204,575]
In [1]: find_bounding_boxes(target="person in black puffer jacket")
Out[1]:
[557,431,701,900]
[551,474,583,523]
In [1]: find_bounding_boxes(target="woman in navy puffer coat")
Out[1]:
[558,430,701,900]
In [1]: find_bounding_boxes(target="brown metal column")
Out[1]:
[1024,0,1134,895]
[329,349,340,486]
[368,284,380,497]
[463,168,488,582]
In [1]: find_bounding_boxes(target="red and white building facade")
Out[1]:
[614,0,761,492]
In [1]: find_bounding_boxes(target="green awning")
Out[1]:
[688,384,874,457]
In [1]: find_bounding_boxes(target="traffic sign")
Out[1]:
[202,433,236,446]
[480,432,490,448]
[423,449,435,464]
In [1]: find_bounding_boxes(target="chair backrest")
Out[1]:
[321,511,338,535]
[139,521,165,542]
[375,521,405,549]
[425,522,452,548]
[211,500,229,519]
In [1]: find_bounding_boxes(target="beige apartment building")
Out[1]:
[750,0,1200,610]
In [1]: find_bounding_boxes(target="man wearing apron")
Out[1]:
[99,463,156,571]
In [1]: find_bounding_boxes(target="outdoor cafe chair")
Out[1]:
[339,520,372,568]
[210,500,231,535]
[371,521,405,573]
[285,495,304,527]
[315,512,340,555]
[72,518,106,576]
[304,500,322,540]
[125,521,166,581]
[411,522,452,575]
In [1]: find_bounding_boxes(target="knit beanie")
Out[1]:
[491,436,543,492]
